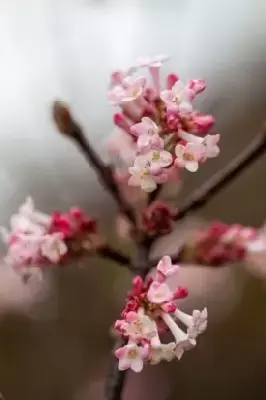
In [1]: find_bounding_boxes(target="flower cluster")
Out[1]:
[107,55,220,192]
[192,221,266,265]
[1,197,97,271]
[114,256,207,372]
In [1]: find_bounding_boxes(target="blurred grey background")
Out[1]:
[0,0,265,399]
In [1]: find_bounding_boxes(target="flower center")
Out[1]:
[148,128,155,136]
[152,151,160,161]
[183,152,194,161]
[128,349,138,359]
[131,87,139,97]
[172,95,180,104]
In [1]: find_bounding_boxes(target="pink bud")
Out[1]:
[161,301,176,313]
[113,112,132,135]
[193,114,215,134]
[166,73,179,90]
[188,79,206,95]
[132,276,144,294]
[172,286,188,300]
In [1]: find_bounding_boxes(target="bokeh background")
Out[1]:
[0,0,265,399]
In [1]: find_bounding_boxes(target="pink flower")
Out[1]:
[130,117,163,152]
[175,142,204,172]
[147,281,173,304]
[136,55,170,69]
[156,255,179,281]
[149,342,176,365]
[135,55,170,96]
[192,113,215,134]
[160,81,193,113]
[108,76,146,104]
[136,149,173,169]
[40,233,67,263]
[188,79,206,97]
[128,163,158,192]
[115,343,148,372]
[179,131,220,160]
[109,66,136,88]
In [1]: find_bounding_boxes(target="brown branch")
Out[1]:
[174,129,266,222]
[105,235,152,400]
[98,246,133,271]
[52,101,136,227]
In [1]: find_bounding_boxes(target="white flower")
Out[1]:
[125,309,157,340]
[41,234,67,263]
[160,81,193,113]
[175,308,208,339]
[175,142,204,172]
[161,312,196,349]
[115,342,148,373]
[107,76,146,104]
[149,342,176,365]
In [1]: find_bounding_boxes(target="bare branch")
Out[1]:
[52,101,136,227]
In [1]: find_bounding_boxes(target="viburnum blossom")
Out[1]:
[114,256,207,372]
[1,197,98,271]
[188,221,266,266]
[107,55,220,192]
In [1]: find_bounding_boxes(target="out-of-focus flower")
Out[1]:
[108,76,146,105]
[1,198,98,272]
[141,201,176,236]
[114,256,207,372]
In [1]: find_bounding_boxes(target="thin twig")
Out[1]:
[98,246,133,271]
[105,234,152,400]
[174,129,266,222]
[52,101,136,227]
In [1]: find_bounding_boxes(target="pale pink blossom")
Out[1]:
[135,55,169,96]
[160,81,193,113]
[109,66,136,88]
[147,281,173,304]
[115,343,148,372]
[245,224,266,253]
[175,308,208,339]
[156,255,179,281]
[136,149,173,169]
[188,79,206,97]
[128,164,157,192]
[130,117,163,152]
[175,142,204,172]
[179,131,220,159]
[40,233,67,263]
[136,55,170,69]
[108,76,146,104]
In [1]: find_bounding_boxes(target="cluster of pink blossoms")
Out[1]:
[1,197,97,272]
[114,256,207,372]
[193,221,266,265]
[108,55,220,192]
